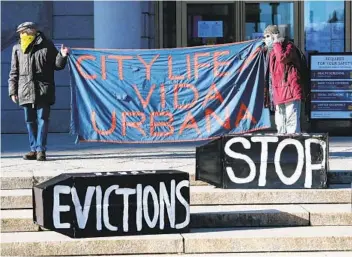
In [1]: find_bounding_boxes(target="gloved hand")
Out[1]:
[272,33,285,43]
[272,34,279,43]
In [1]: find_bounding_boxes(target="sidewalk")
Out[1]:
[1,133,199,176]
[1,134,352,178]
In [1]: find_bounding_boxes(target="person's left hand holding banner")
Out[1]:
[60,44,69,57]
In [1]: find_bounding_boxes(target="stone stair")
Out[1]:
[1,133,352,256]
[1,177,352,256]
[2,184,351,208]
[1,171,351,190]
[1,226,352,256]
[2,204,352,233]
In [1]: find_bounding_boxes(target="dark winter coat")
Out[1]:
[8,32,67,106]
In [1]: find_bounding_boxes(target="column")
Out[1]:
[94,1,142,49]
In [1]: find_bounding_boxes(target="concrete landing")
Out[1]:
[1,226,351,256]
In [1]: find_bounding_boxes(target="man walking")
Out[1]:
[263,25,303,134]
[8,22,69,161]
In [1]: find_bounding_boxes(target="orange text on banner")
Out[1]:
[76,55,97,80]
[108,55,134,80]
[122,112,146,136]
[91,110,116,136]
[174,84,199,109]
[235,103,257,127]
[150,112,175,137]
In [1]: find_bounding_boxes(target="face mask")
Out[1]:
[20,34,36,53]
[264,35,273,48]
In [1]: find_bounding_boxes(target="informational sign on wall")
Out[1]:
[198,21,223,38]
[310,54,352,120]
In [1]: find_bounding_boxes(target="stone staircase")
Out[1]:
[1,173,352,256]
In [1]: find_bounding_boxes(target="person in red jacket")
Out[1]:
[263,25,303,134]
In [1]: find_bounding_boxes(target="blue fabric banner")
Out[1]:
[68,39,270,143]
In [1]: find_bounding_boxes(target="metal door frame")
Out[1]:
[157,0,351,51]
[179,1,240,47]
[242,1,300,45]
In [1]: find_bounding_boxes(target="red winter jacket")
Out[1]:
[269,40,303,105]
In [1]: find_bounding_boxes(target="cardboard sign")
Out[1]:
[33,170,190,238]
[196,134,328,189]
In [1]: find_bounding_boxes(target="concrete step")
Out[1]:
[1,170,351,190]
[1,210,40,232]
[191,185,351,205]
[68,253,352,257]
[1,226,352,256]
[2,204,351,233]
[182,226,352,253]
[301,204,352,225]
[193,204,352,227]
[1,231,183,256]
[0,172,207,190]
[1,186,351,209]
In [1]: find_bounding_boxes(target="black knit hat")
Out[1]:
[16,22,37,33]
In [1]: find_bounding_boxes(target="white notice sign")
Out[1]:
[198,21,223,38]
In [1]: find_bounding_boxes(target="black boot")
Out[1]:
[36,151,46,161]
[23,151,37,160]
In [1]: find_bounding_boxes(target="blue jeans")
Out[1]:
[24,104,50,152]
[274,100,301,134]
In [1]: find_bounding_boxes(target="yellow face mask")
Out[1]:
[20,34,35,53]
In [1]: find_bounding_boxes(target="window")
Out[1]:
[245,2,294,41]
[186,3,235,46]
[304,1,345,52]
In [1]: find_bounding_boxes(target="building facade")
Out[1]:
[157,1,352,51]
[1,1,351,133]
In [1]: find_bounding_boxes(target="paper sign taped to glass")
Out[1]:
[198,21,223,38]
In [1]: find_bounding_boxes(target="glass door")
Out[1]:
[304,1,346,53]
[181,2,236,47]
[244,2,296,43]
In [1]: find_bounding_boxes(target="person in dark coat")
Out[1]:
[8,22,69,161]
[263,25,303,134]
